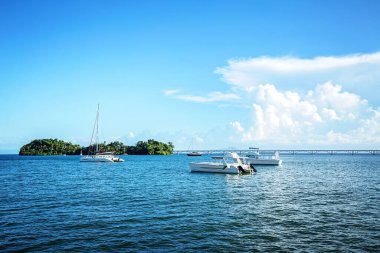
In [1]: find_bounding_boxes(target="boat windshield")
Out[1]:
[224,152,246,164]
[210,153,247,164]
[211,156,225,164]
[247,150,279,160]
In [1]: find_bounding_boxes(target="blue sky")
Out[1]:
[1,0,380,153]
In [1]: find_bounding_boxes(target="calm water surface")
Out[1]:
[1,154,379,252]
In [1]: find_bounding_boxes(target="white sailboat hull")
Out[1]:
[80,155,124,163]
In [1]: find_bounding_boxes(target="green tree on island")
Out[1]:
[127,139,174,155]
[19,138,174,156]
[19,139,81,156]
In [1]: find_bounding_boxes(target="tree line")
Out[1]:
[19,138,174,156]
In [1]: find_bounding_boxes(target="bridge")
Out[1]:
[174,149,380,155]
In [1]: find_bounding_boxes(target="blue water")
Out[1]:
[1,154,379,252]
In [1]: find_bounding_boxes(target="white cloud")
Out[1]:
[321,108,339,120]
[326,108,380,146]
[215,52,380,104]
[163,52,380,148]
[230,82,380,148]
[127,132,135,138]
[218,52,380,74]
[230,121,244,132]
[167,90,240,103]
[194,136,204,143]
[163,89,180,96]
[240,84,322,142]
[309,81,368,120]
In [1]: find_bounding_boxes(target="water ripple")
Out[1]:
[1,154,379,252]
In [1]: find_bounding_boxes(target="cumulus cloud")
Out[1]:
[308,82,368,120]
[231,82,379,148]
[211,52,380,148]
[230,121,244,132]
[240,84,321,143]
[164,52,380,148]
[215,52,380,103]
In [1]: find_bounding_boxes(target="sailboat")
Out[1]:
[187,138,202,156]
[80,105,124,163]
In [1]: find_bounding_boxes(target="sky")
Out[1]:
[1,0,380,153]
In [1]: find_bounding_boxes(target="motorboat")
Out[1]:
[245,148,282,166]
[189,152,254,174]
[80,105,124,163]
[187,151,202,156]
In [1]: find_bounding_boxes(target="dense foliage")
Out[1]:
[127,139,174,155]
[81,141,126,155]
[19,139,81,156]
[19,139,174,156]
[81,139,174,155]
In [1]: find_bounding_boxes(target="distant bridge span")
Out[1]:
[174,149,380,155]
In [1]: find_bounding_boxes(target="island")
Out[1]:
[126,140,174,155]
[19,139,81,156]
[19,138,174,156]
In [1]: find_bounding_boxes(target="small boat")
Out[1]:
[80,105,124,163]
[187,151,202,156]
[186,138,202,156]
[189,152,254,174]
[245,148,282,166]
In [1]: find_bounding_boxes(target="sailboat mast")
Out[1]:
[96,104,99,153]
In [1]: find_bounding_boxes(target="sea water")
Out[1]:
[1,154,379,252]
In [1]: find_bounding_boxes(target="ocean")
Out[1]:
[1,154,379,252]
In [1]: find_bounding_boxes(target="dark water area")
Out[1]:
[1,154,379,252]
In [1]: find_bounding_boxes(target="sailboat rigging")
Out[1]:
[80,104,124,162]
[187,138,202,156]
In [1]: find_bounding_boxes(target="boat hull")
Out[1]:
[80,157,114,162]
[247,158,282,166]
[80,156,124,163]
[190,162,252,174]
[187,152,202,156]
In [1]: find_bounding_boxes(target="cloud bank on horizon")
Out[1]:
[166,52,380,148]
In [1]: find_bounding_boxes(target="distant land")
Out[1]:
[19,139,174,156]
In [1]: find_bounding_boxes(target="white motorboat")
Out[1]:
[245,148,282,166]
[189,152,254,174]
[80,105,124,163]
